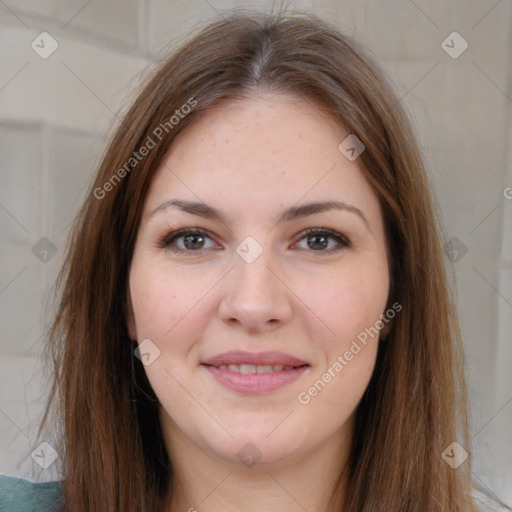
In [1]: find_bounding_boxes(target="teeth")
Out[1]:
[256,365,273,373]
[217,364,293,373]
[239,364,256,374]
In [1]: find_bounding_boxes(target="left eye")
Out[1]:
[293,228,350,252]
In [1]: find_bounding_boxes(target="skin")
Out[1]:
[128,92,390,512]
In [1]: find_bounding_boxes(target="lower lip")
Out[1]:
[202,365,309,394]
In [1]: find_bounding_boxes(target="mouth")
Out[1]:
[211,363,303,374]
[201,351,310,394]
[201,350,309,368]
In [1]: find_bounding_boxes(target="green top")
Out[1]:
[0,474,63,512]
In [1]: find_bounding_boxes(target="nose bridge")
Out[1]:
[218,240,292,330]
[231,242,279,300]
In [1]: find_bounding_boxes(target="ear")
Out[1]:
[379,321,391,341]
[379,294,397,341]
[125,289,137,341]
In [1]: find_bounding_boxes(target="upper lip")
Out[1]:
[201,351,309,368]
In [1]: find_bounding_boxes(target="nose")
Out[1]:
[218,247,293,334]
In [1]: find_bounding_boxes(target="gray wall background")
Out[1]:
[0,0,511,505]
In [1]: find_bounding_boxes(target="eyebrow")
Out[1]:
[148,199,369,229]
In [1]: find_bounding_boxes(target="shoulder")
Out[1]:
[0,474,63,512]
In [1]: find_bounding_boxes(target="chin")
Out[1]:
[202,423,311,469]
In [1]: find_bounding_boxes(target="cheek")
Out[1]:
[297,268,387,413]
[129,259,227,365]
[130,276,179,337]
[129,261,202,342]
[129,266,210,400]
[300,263,389,350]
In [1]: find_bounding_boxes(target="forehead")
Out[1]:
[142,93,380,225]
[167,92,345,166]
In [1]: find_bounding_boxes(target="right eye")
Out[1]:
[159,228,220,254]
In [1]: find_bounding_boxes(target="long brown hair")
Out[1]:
[41,9,480,511]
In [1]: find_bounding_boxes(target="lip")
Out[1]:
[201,350,309,367]
[201,351,310,395]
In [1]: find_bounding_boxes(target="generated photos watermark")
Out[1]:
[297,302,402,405]
[94,97,197,200]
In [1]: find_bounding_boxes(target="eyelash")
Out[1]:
[158,227,351,255]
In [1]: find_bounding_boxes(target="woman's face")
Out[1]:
[129,93,390,468]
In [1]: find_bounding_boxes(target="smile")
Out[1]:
[216,364,297,373]
[200,350,310,394]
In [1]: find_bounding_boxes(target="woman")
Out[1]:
[0,9,504,512]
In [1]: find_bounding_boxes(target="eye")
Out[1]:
[159,228,219,253]
[158,227,350,255]
[292,228,350,252]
